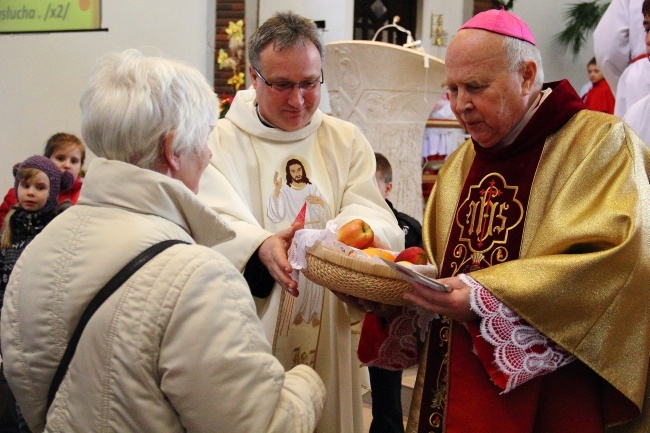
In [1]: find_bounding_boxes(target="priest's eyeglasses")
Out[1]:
[253,67,324,93]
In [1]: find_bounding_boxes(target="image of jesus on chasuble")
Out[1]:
[266,156,331,345]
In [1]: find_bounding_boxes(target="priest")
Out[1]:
[197,11,404,433]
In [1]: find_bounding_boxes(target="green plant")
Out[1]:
[217,20,245,92]
[553,1,610,58]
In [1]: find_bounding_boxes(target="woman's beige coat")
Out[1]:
[1,158,325,433]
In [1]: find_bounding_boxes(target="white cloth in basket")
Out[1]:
[289,221,438,284]
[288,221,353,283]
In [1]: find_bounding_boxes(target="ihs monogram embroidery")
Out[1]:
[452,173,523,274]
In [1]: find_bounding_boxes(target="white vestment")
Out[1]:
[624,93,650,145]
[198,89,404,433]
[614,58,650,118]
[594,0,646,95]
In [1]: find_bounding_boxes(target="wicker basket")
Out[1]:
[302,244,412,306]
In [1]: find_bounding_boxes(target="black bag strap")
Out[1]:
[47,239,188,409]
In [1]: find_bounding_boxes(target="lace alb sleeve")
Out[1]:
[358,306,437,371]
[462,274,575,393]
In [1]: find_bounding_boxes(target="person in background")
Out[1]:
[594,0,650,118]
[364,152,423,433]
[1,48,325,433]
[0,133,85,230]
[624,93,650,145]
[623,0,650,144]
[594,0,647,95]
[583,57,615,114]
[352,8,649,433]
[374,153,422,253]
[612,56,650,117]
[0,155,73,310]
[0,155,73,433]
[197,11,404,433]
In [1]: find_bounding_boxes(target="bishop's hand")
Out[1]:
[403,276,479,323]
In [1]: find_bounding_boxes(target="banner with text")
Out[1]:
[0,0,101,34]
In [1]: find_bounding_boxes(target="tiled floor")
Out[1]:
[362,366,417,432]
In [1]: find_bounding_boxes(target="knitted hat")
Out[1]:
[459,7,536,45]
[13,155,74,212]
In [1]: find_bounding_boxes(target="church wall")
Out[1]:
[0,0,214,189]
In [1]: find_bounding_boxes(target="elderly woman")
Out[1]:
[0,49,325,433]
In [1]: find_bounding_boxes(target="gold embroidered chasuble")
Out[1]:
[409,86,650,432]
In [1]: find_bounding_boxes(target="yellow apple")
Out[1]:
[362,247,395,262]
[337,219,374,249]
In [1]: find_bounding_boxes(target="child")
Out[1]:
[1,155,74,305]
[375,153,422,250]
[622,0,650,144]
[365,153,423,433]
[0,133,85,230]
[0,155,73,433]
[583,57,615,114]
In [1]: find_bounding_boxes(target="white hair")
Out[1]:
[80,49,218,170]
[503,37,544,87]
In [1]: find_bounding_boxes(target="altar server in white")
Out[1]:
[594,0,647,95]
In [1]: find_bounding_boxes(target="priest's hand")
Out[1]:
[258,222,303,297]
[403,276,479,323]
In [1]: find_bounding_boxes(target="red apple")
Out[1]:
[337,219,374,249]
[394,246,428,265]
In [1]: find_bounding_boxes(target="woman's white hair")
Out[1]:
[503,37,544,88]
[80,49,218,170]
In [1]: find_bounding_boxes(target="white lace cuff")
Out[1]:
[365,305,436,370]
[464,274,575,393]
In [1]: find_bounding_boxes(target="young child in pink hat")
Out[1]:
[1,155,74,286]
[0,133,85,231]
